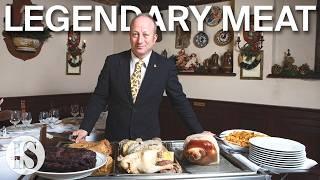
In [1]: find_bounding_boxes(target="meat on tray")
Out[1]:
[27,146,97,172]
[117,138,182,174]
[183,132,220,165]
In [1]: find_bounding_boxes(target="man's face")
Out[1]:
[130,16,157,59]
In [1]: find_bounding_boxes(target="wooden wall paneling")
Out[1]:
[159,98,189,140]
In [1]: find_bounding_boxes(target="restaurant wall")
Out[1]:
[113,0,320,109]
[0,0,319,110]
[0,0,114,97]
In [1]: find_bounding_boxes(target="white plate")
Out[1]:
[220,129,268,150]
[249,146,306,157]
[249,155,304,168]
[249,151,306,162]
[36,152,107,180]
[249,137,305,152]
[249,153,305,165]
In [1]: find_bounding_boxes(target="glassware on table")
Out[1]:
[39,111,49,124]
[10,110,21,128]
[70,104,79,118]
[80,106,85,118]
[49,109,60,123]
[21,112,32,127]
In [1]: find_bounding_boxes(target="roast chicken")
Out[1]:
[118,138,181,174]
[183,132,220,165]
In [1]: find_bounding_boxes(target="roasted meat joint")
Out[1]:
[183,132,220,165]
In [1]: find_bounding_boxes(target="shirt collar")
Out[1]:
[131,51,152,67]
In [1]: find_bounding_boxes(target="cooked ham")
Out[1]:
[183,132,220,165]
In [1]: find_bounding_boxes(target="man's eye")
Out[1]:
[132,33,139,37]
[143,34,150,37]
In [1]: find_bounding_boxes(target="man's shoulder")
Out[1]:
[106,50,131,62]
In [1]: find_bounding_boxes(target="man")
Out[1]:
[73,14,203,142]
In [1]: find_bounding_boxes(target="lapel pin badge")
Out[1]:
[154,64,157,68]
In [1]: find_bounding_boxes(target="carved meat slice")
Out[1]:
[183,132,220,165]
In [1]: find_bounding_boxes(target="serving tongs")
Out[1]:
[213,134,245,154]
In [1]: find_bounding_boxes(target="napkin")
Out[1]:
[47,123,79,133]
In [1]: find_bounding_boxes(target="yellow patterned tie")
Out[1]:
[130,60,144,103]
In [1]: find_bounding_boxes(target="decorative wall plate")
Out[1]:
[214,29,233,46]
[205,6,222,27]
[193,32,209,48]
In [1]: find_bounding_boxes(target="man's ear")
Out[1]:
[153,34,158,43]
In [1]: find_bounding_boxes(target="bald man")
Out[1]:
[73,14,203,142]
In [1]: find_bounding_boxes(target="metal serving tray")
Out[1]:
[85,140,269,179]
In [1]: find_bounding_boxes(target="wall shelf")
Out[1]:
[178,72,236,76]
[267,74,320,80]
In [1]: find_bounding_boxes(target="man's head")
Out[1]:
[130,14,158,59]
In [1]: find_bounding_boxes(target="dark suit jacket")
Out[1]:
[80,50,203,141]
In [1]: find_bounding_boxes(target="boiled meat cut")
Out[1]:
[118,138,182,174]
[118,149,174,174]
[183,132,220,165]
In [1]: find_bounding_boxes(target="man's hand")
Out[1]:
[72,129,88,143]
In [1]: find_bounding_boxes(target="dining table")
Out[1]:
[0,115,319,180]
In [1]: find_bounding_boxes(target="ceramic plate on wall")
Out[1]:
[205,6,222,27]
[193,32,209,48]
[214,29,233,46]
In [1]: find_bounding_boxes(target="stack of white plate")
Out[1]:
[248,137,306,169]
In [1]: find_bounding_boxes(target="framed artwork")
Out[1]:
[66,25,85,75]
[240,51,263,80]
[66,52,82,75]
[175,20,191,49]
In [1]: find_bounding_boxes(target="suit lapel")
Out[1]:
[120,50,133,104]
[136,51,158,104]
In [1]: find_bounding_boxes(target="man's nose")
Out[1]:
[138,35,144,43]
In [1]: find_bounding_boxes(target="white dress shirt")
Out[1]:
[130,51,152,85]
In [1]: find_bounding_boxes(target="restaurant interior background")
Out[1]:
[0,0,320,176]
[0,0,319,108]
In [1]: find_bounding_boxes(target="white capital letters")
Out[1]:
[121,6,141,31]
[296,5,316,31]
[254,6,273,31]
[189,5,211,31]
[275,6,298,31]
[25,5,44,31]
[5,6,23,31]
[149,6,166,31]
[168,6,189,31]
[95,6,117,31]
[223,6,250,31]
[73,5,92,31]
[46,5,69,31]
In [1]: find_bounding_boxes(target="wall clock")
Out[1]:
[193,32,209,48]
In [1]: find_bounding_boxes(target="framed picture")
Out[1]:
[175,20,191,49]
[240,51,263,80]
[66,52,82,75]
